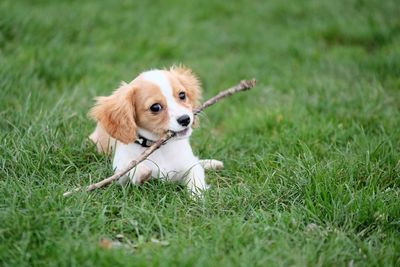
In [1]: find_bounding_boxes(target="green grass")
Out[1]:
[1,0,399,266]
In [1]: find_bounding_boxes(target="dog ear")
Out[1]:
[90,84,137,144]
[170,65,202,108]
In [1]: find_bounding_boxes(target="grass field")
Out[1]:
[1,0,399,266]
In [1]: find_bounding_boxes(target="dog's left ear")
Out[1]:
[170,65,202,108]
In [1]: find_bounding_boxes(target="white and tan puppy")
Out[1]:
[89,66,223,195]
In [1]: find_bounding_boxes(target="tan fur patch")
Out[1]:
[89,83,137,144]
[168,65,202,108]
[133,80,170,136]
[164,72,192,110]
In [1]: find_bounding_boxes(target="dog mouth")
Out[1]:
[174,128,190,138]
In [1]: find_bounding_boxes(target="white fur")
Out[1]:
[116,138,207,195]
[111,70,214,196]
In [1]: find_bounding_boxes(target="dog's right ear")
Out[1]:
[89,84,137,144]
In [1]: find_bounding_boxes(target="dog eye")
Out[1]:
[179,92,186,100]
[150,103,162,112]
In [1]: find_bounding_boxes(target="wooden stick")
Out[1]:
[63,79,256,196]
[194,79,257,114]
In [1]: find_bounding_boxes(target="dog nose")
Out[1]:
[177,115,191,127]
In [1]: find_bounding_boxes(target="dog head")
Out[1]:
[90,66,202,144]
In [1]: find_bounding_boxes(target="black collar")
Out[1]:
[134,135,155,148]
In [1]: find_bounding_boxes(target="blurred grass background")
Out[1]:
[0,0,399,266]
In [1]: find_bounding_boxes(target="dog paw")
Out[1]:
[199,159,224,170]
[118,175,131,186]
[118,166,152,186]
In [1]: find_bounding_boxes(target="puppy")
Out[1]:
[89,66,223,195]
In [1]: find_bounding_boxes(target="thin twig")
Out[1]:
[194,79,257,114]
[63,79,257,196]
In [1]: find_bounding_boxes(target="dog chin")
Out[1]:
[173,127,192,139]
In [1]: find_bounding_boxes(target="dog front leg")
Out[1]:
[184,164,209,196]
[118,164,152,186]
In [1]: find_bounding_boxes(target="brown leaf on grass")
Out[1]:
[99,238,113,250]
